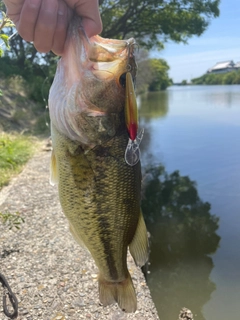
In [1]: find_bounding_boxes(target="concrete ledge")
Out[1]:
[0,147,159,320]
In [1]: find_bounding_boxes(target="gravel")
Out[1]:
[0,144,159,320]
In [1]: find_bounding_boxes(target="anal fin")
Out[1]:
[129,211,149,267]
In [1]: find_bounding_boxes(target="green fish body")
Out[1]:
[49,18,149,313]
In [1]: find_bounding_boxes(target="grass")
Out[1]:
[0,76,45,229]
[0,132,36,189]
[0,211,25,230]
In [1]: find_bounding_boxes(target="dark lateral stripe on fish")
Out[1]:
[94,159,120,281]
[97,214,119,280]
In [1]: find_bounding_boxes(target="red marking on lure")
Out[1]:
[125,72,138,141]
[128,123,137,141]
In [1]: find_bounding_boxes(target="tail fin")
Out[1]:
[98,272,137,313]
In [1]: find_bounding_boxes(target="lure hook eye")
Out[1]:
[126,64,132,72]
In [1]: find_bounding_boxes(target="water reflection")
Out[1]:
[141,165,220,320]
[138,91,169,156]
[138,91,169,119]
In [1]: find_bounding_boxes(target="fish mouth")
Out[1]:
[63,18,137,89]
[88,35,138,85]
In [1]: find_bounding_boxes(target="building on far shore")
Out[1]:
[234,61,240,70]
[207,60,240,74]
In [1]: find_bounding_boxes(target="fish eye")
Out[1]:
[119,73,127,88]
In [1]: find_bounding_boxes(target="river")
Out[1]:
[139,85,240,320]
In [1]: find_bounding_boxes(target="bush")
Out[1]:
[148,58,172,91]
[0,56,54,103]
[192,70,240,85]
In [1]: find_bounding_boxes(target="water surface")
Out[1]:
[139,85,240,320]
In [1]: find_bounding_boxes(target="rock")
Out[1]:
[179,307,194,320]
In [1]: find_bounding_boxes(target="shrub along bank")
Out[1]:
[192,70,240,85]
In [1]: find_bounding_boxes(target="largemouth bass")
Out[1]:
[49,18,149,313]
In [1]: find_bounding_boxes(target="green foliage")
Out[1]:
[0,2,5,11]
[148,58,172,91]
[0,0,220,104]
[0,11,15,57]
[100,0,220,49]
[0,133,34,189]
[0,0,220,102]
[1,0,220,70]
[0,54,57,104]
[181,80,188,85]
[0,211,24,230]
[0,4,57,103]
[0,56,24,77]
[192,70,240,85]
[0,34,10,49]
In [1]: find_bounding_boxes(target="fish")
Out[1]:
[48,17,149,313]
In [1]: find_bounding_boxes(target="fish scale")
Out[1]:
[49,17,149,313]
[53,123,140,277]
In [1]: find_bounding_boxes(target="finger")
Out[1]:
[17,0,42,42]
[76,0,102,37]
[4,0,24,26]
[52,0,71,55]
[65,0,102,37]
[81,15,102,38]
[33,0,59,53]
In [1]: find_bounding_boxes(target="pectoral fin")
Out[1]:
[50,149,58,186]
[129,211,149,267]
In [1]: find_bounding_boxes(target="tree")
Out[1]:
[191,71,240,85]
[0,10,14,57]
[135,49,153,94]
[0,7,15,96]
[148,58,172,91]
[0,3,55,74]
[0,0,220,98]
[1,0,220,67]
[100,0,220,49]
[181,80,188,85]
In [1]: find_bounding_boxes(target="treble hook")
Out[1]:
[125,40,138,68]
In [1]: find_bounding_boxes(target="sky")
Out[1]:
[150,0,240,83]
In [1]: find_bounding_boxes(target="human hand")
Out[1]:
[2,0,102,55]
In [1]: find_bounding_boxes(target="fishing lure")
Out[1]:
[124,72,144,166]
